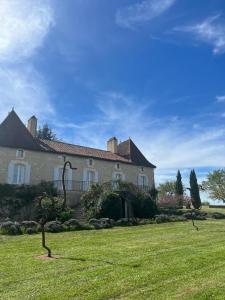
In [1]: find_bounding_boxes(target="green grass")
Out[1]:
[1,220,225,300]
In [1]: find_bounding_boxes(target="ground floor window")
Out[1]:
[8,162,30,185]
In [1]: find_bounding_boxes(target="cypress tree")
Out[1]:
[175,170,184,208]
[175,170,184,196]
[190,169,201,209]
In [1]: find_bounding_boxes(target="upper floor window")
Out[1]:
[89,159,93,166]
[16,149,25,159]
[139,175,147,186]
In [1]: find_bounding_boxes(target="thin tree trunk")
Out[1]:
[41,224,52,257]
[191,210,199,231]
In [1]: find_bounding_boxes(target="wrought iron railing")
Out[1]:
[53,180,152,193]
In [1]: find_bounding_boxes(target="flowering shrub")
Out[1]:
[158,194,191,208]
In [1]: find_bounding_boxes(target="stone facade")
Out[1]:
[0,146,155,189]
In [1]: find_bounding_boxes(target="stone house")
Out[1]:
[0,110,156,207]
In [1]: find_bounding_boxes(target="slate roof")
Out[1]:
[118,139,156,168]
[0,110,41,151]
[0,110,156,168]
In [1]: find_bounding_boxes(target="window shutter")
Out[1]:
[7,162,14,184]
[25,164,31,184]
[95,171,98,183]
[67,168,73,190]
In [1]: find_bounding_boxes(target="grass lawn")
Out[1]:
[1,219,225,300]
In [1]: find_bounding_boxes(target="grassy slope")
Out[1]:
[1,220,225,300]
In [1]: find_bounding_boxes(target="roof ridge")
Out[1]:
[40,138,118,155]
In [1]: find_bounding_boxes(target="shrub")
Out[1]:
[82,184,104,219]
[155,214,171,224]
[0,221,22,235]
[183,212,206,220]
[20,221,39,234]
[0,182,57,220]
[45,221,64,233]
[131,193,158,218]
[98,192,123,220]
[58,209,74,223]
[209,212,225,219]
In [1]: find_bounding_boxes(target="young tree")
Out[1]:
[175,170,184,207]
[202,169,225,202]
[158,181,176,198]
[37,124,57,141]
[35,194,65,258]
[190,170,201,209]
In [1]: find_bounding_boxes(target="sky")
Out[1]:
[0,0,225,194]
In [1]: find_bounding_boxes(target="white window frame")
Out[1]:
[138,174,148,187]
[8,161,31,185]
[54,165,73,190]
[87,158,94,168]
[112,171,125,182]
[83,168,98,191]
[16,149,25,159]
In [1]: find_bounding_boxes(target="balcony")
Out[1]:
[53,180,152,193]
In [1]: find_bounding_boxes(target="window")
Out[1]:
[116,163,120,169]
[12,164,26,184]
[87,170,95,183]
[89,159,93,166]
[115,173,122,181]
[139,175,147,186]
[54,166,73,190]
[16,149,24,159]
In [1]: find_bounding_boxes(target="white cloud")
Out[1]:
[176,15,225,54]
[0,66,54,122]
[0,0,54,63]
[216,95,225,103]
[55,91,225,177]
[116,0,176,29]
[0,0,55,124]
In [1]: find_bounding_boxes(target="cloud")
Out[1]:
[116,0,176,29]
[216,95,225,103]
[0,66,54,122]
[176,15,225,54]
[0,0,54,63]
[0,0,55,124]
[55,91,225,176]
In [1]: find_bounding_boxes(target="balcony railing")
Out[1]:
[53,180,152,193]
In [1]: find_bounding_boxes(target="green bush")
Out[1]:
[131,193,158,218]
[0,221,22,235]
[98,192,123,220]
[58,209,74,223]
[0,182,57,220]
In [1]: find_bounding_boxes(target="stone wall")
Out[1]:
[0,146,155,189]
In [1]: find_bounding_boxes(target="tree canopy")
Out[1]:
[190,169,201,209]
[202,169,225,202]
[175,170,184,196]
[37,124,57,141]
[158,181,176,197]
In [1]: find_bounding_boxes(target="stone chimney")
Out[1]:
[27,115,37,137]
[107,137,118,153]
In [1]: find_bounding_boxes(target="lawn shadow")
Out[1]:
[61,256,141,269]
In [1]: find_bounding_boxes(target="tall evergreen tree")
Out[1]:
[190,169,201,209]
[175,170,184,196]
[37,124,57,141]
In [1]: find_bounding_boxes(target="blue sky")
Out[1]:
[0,0,225,192]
